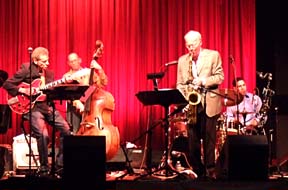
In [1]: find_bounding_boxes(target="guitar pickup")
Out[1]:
[8,96,19,105]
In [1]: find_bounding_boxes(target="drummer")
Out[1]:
[226,77,262,134]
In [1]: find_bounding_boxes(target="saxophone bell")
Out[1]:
[187,89,201,105]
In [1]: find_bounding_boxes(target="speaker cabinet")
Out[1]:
[216,135,269,180]
[63,136,106,189]
[12,134,40,171]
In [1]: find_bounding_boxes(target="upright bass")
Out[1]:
[77,88,120,160]
[76,41,120,160]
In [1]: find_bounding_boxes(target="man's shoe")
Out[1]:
[207,167,216,180]
[37,165,50,177]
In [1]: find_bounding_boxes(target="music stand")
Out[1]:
[136,89,188,178]
[43,84,89,176]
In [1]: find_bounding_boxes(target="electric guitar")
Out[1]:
[7,68,90,114]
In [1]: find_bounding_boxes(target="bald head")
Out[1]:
[67,53,82,71]
[184,30,201,42]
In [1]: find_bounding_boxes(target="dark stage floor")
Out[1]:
[1,170,288,190]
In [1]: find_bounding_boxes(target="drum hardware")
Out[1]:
[169,136,195,174]
[135,89,189,179]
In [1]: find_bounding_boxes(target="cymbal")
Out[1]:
[238,111,255,115]
[219,88,244,106]
[0,70,8,87]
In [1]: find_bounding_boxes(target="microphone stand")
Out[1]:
[201,86,208,179]
[20,47,39,177]
[229,56,241,134]
[25,47,39,176]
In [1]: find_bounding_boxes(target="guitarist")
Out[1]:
[2,47,72,176]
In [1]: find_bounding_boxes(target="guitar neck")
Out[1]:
[40,78,66,90]
[39,68,89,91]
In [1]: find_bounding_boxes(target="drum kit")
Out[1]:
[168,88,264,166]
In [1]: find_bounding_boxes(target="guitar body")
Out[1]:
[7,79,46,114]
[7,69,90,114]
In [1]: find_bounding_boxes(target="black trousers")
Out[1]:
[187,110,219,176]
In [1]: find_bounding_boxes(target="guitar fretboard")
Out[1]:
[40,78,66,90]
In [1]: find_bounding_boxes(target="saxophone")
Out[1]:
[185,54,201,125]
[258,73,275,128]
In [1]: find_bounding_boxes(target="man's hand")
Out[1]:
[192,77,206,87]
[64,75,73,83]
[90,60,102,70]
[19,87,37,96]
[73,100,84,113]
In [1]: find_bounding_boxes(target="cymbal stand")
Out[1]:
[135,89,189,179]
[201,88,208,179]
[135,106,179,179]
[229,56,241,134]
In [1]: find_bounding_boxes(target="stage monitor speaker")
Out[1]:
[63,136,106,189]
[107,148,162,171]
[216,135,269,180]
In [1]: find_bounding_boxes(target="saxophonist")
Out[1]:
[176,30,224,179]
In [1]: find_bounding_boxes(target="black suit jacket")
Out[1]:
[3,62,55,114]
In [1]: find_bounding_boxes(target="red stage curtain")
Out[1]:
[0,0,255,150]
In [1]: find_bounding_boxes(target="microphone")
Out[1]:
[28,47,33,53]
[165,60,178,67]
[171,150,183,157]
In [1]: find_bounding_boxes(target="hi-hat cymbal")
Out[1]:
[219,88,244,106]
[0,70,8,87]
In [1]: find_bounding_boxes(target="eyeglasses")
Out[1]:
[186,41,201,49]
[38,59,49,63]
